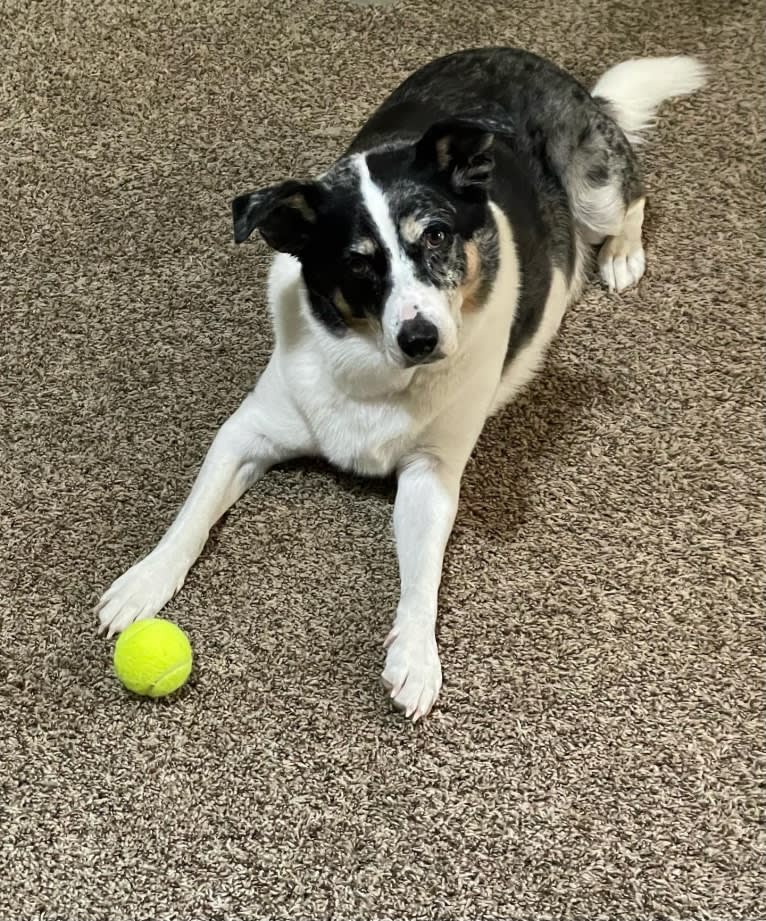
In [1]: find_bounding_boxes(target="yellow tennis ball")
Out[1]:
[113,619,193,698]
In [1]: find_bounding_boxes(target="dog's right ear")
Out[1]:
[231,180,323,255]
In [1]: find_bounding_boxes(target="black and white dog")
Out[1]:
[97,49,705,719]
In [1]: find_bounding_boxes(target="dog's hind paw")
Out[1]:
[599,235,646,292]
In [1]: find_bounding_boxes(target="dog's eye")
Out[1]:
[347,254,370,277]
[423,226,450,250]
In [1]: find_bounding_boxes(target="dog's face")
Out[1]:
[232,120,499,368]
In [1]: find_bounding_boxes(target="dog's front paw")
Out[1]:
[382,622,442,722]
[95,547,188,638]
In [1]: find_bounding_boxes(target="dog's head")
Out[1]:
[232,119,499,368]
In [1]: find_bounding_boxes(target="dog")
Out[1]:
[96,48,705,720]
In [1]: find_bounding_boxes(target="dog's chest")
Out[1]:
[293,372,419,476]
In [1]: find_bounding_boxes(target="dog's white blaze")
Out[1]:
[355,154,459,357]
[355,154,402,267]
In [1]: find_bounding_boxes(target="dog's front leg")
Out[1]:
[96,360,311,636]
[383,452,464,721]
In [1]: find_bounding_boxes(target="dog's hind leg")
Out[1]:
[575,55,706,292]
[561,109,648,293]
[597,195,646,292]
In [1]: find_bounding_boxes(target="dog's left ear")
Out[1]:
[415,119,495,196]
[231,179,322,254]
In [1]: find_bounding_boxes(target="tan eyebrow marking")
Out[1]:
[399,215,425,244]
[352,238,376,255]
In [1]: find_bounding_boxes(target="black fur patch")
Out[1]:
[235,161,395,334]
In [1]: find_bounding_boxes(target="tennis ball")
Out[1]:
[113,619,192,698]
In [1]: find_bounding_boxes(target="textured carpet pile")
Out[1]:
[1,1,763,919]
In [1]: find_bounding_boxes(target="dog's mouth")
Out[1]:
[400,350,446,369]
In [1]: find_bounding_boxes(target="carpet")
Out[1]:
[1,0,763,918]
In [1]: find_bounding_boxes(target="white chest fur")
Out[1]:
[292,377,418,476]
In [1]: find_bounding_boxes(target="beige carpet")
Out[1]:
[1,1,763,918]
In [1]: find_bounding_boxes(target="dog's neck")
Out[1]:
[307,314,421,401]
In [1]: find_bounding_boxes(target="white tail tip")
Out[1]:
[593,56,708,143]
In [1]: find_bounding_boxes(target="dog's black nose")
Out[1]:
[397,315,439,361]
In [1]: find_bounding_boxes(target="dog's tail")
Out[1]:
[592,56,707,144]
